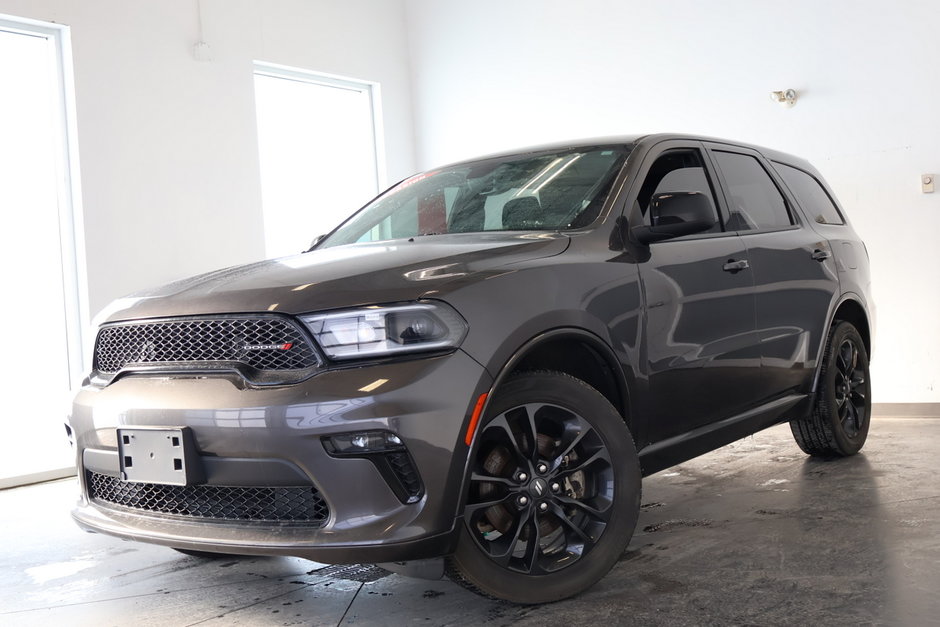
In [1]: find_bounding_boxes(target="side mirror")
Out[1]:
[305,234,326,252]
[632,192,717,244]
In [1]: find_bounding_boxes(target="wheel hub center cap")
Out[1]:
[527,477,548,498]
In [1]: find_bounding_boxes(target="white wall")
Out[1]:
[0,0,416,318]
[404,0,940,403]
[0,0,933,403]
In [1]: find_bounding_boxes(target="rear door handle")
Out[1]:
[722,259,749,273]
[812,249,832,261]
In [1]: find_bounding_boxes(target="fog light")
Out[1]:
[324,431,405,455]
[322,430,424,504]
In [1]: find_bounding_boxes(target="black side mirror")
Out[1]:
[632,192,717,244]
[305,234,326,253]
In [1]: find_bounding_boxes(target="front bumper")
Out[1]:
[69,349,491,563]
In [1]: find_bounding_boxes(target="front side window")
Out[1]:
[637,149,721,233]
[320,147,629,247]
[775,162,845,225]
[712,151,792,231]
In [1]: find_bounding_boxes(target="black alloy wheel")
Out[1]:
[834,337,867,437]
[446,371,640,604]
[791,321,871,456]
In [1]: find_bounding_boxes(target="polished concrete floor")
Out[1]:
[1,418,938,626]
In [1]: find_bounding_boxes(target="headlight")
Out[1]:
[300,301,468,360]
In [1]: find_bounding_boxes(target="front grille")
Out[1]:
[86,471,329,525]
[94,316,319,374]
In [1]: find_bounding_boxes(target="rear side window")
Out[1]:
[775,162,845,225]
[712,151,792,231]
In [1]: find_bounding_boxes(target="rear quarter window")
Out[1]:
[774,162,845,225]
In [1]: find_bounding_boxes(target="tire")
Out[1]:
[446,371,641,604]
[790,321,871,456]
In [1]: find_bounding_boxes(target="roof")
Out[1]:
[437,133,816,174]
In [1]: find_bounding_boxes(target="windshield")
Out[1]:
[320,146,630,247]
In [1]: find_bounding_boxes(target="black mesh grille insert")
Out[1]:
[94,316,318,373]
[385,451,423,499]
[86,472,329,524]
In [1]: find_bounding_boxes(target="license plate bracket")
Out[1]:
[117,427,203,485]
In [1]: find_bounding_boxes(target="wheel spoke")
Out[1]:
[484,414,529,467]
[521,517,543,574]
[852,395,867,427]
[489,509,532,566]
[555,494,613,523]
[551,419,593,471]
[518,404,544,464]
[549,501,599,548]
[555,447,611,478]
[838,341,854,375]
[470,472,516,488]
[842,400,858,435]
[463,493,513,520]
[837,397,849,423]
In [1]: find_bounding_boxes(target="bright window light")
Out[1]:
[0,18,82,484]
[254,65,382,259]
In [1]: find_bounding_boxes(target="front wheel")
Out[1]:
[446,371,640,604]
[791,321,871,456]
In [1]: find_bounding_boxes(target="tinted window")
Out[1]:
[638,149,721,233]
[775,162,844,225]
[713,151,791,231]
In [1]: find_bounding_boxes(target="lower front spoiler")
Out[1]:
[71,503,461,564]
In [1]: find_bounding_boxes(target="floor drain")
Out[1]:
[315,563,390,583]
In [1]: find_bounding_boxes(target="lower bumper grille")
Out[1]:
[86,471,329,525]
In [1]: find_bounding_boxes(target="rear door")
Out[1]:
[706,144,840,399]
[630,141,761,443]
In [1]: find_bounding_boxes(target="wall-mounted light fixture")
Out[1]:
[770,89,798,108]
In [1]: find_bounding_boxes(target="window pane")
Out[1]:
[254,71,380,258]
[638,149,721,233]
[0,27,76,481]
[322,148,628,246]
[713,151,791,231]
[775,163,844,225]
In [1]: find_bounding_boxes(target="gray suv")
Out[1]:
[68,134,873,603]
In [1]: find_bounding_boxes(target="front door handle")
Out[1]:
[812,249,832,261]
[722,259,749,273]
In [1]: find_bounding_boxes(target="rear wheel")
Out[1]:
[446,371,640,604]
[791,321,871,456]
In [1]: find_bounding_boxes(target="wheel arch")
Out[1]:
[811,294,872,394]
[831,297,871,359]
[488,328,632,432]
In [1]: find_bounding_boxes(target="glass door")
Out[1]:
[0,17,84,487]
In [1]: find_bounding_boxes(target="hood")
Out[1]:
[100,233,569,322]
